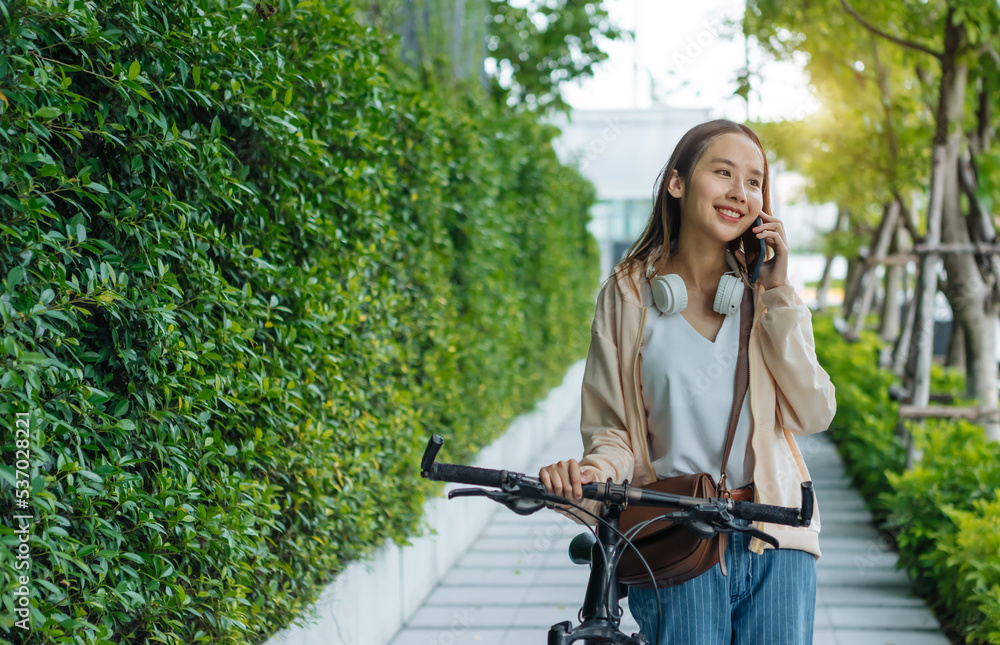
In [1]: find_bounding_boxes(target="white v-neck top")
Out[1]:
[639,306,754,487]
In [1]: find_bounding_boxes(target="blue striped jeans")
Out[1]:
[627,519,817,645]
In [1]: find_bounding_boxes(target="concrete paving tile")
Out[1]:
[490,512,579,528]
[511,604,639,631]
[497,628,549,645]
[480,527,567,543]
[816,493,869,506]
[814,467,850,475]
[481,524,543,537]
[533,566,592,585]
[817,585,924,608]
[810,460,846,469]
[813,476,859,488]
[812,459,857,470]
[512,603,588,628]
[819,536,890,553]
[469,536,551,553]
[826,629,949,645]
[820,509,879,524]
[815,551,899,570]
[406,605,518,629]
[457,551,576,570]
[809,465,845,474]
[812,628,838,645]
[814,605,832,630]
[502,620,643,643]
[522,584,592,605]
[812,481,854,492]
[818,568,911,588]
[390,627,507,645]
[442,567,540,586]
[814,478,848,486]
[818,497,869,509]
[819,506,866,520]
[819,521,881,540]
[425,585,530,606]
[827,606,941,630]
[542,553,585,569]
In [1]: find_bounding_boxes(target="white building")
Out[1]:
[549,108,711,278]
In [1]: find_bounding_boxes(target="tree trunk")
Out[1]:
[396,0,487,81]
[930,18,997,441]
[397,0,422,67]
[880,213,906,341]
[892,283,919,378]
[958,149,1000,440]
[945,316,965,369]
[847,201,899,340]
[816,206,848,313]
[908,9,1000,462]
[842,253,867,321]
[891,197,920,376]
[816,255,835,313]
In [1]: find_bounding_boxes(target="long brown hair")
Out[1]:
[614,120,772,281]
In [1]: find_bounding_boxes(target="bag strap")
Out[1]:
[717,286,754,496]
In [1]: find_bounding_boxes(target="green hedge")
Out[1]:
[0,0,599,642]
[813,317,1000,644]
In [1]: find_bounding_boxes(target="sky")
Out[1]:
[559,1,842,281]
[562,0,819,123]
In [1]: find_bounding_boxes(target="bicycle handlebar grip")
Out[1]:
[730,500,802,526]
[431,462,506,488]
[421,435,444,475]
[800,481,814,525]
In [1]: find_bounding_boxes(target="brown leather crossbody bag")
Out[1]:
[617,289,753,588]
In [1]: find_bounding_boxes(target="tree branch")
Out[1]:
[839,0,943,60]
[892,191,922,246]
[978,41,1000,67]
[870,35,899,188]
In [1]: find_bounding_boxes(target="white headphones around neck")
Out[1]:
[645,251,745,316]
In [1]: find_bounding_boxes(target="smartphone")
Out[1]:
[740,216,766,284]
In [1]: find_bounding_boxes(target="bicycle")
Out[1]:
[419,435,815,645]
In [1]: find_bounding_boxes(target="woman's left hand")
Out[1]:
[752,211,789,290]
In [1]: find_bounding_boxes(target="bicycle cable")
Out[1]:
[556,500,663,643]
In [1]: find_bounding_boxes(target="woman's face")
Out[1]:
[668,132,765,244]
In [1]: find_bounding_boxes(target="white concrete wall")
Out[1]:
[265,359,586,645]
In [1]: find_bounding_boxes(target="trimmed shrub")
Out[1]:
[884,420,1000,643]
[935,498,1000,644]
[0,0,599,643]
[811,317,903,500]
[813,316,1000,644]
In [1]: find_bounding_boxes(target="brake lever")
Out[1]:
[649,510,721,541]
[714,517,781,549]
[448,487,548,515]
[652,505,781,549]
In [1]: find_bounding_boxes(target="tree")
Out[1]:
[746,0,1000,441]
[484,0,624,111]
[360,0,624,112]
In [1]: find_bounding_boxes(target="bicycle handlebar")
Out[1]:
[731,497,806,526]
[422,434,509,487]
[420,435,814,528]
[432,462,507,488]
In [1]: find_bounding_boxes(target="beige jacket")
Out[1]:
[574,262,837,557]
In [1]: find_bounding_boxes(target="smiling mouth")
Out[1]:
[716,206,744,221]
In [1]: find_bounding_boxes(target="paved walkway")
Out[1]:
[390,412,949,645]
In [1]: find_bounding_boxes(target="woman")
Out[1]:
[539,119,836,645]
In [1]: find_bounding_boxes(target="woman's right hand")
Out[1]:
[538,459,595,501]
